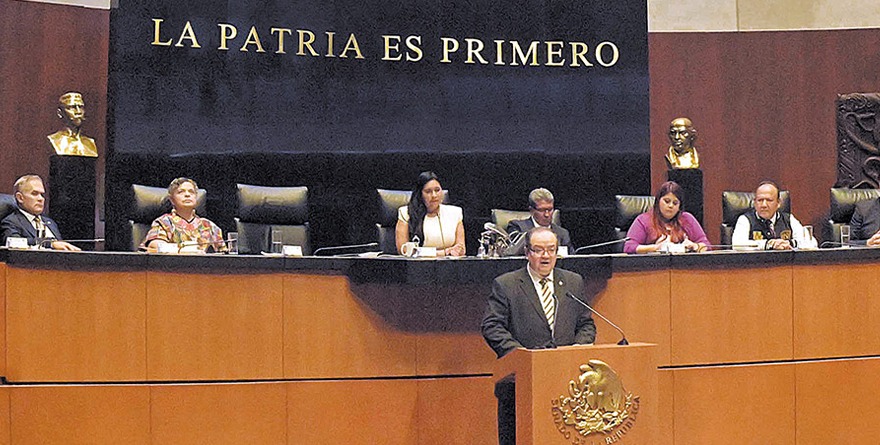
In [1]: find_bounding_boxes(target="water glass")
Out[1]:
[271,229,283,254]
[227,232,238,255]
[840,224,851,247]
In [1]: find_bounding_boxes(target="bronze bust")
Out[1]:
[47,92,98,157]
[665,117,699,170]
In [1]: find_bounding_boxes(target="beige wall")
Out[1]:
[650,0,880,31]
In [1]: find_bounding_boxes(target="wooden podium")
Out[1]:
[494,343,658,445]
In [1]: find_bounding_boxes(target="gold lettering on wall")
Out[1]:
[149,19,621,68]
[175,21,201,48]
[217,23,237,50]
[240,26,266,52]
[151,19,172,46]
[271,28,292,54]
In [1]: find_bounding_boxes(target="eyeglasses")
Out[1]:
[528,246,558,256]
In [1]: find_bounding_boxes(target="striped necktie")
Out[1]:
[34,216,45,239]
[539,277,556,331]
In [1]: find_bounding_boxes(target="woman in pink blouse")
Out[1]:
[624,181,709,254]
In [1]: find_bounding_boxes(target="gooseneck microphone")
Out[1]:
[482,222,509,239]
[565,292,629,345]
[313,242,380,256]
[573,237,630,254]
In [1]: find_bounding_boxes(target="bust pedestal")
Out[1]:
[668,168,703,226]
[48,155,96,241]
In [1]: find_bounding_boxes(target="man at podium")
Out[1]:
[481,226,596,358]
[481,226,596,445]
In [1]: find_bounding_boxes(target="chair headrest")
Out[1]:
[491,208,561,230]
[237,184,308,224]
[830,187,880,222]
[721,190,790,224]
[130,184,207,223]
[0,193,18,221]
[614,195,654,228]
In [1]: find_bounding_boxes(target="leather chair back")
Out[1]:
[129,184,207,251]
[376,189,449,254]
[828,187,880,243]
[490,209,561,234]
[613,195,655,252]
[720,190,790,246]
[0,193,17,221]
[0,193,19,244]
[235,184,310,254]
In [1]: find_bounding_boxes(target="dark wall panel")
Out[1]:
[0,0,108,218]
[650,29,880,243]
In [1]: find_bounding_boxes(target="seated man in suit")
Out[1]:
[850,196,880,246]
[503,188,573,255]
[731,181,806,250]
[1,175,80,250]
[481,226,596,445]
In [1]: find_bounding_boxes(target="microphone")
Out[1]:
[820,241,862,248]
[313,242,380,256]
[574,237,630,254]
[483,222,509,239]
[565,292,629,345]
[39,238,105,248]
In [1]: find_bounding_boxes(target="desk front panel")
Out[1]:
[6,267,147,382]
[793,263,880,359]
[670,266,793,365]
[146,272,284,381]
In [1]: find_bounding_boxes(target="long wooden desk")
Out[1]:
[0,248,879,444]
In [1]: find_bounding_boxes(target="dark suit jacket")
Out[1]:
[850,198,880,242]
[504,218,573,256]
[0,210,62,246]
[481,267,596,358]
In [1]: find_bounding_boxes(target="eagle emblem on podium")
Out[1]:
[551,359,639,441]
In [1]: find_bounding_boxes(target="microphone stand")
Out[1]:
[573,237,630,254]
[566,292,629,345]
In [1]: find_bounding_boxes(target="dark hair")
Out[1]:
[407,171,441,243]
[525,227,557,251]
[650,181,686,243]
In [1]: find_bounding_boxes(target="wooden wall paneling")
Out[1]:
[416,377,497,445]
[287,379,419,445]
[5,267,147,382]
[145,272,284,381]
[657,369,674,445]
[592,270,672,364]
[0,0,109,224]
[650,30,880,244]
[408,283,496,376]
[10,385,150,445]
[0,263,6,378]
[150,382,287,445]
[283,276,417,378]
[670,265,793,365]
[795,357,880,443]
[0,387,8,445]
[792,263,880,359]
[672,363,796,445]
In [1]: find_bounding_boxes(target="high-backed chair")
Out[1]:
[720,190,791,247]
[613,195,654,252]
[235,184,310,255]
[0,193,17,220]
[828,187,880,243]
[0,193,18,244]
[376,189,450,254]
[490,209,561,234]
[129,184,207,251]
